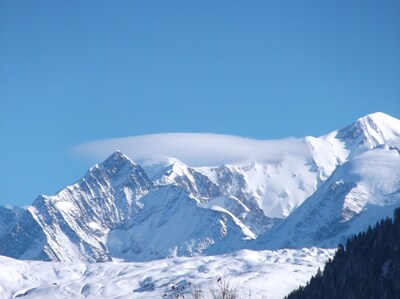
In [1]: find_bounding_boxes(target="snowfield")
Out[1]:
[0,248,334,299]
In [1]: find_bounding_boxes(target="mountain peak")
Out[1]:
[83,150,139,181]
[108,150,132,161]
[101,150,135,167]
[357,112,399,126]
[337,112,400,150]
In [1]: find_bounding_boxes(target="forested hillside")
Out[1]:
[285,208,400,299]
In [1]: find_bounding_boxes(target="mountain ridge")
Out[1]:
[1,112,399,262]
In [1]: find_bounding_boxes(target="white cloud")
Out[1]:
[72,133,311,166]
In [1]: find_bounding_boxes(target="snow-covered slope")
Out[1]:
[257,146,400,249]
[138,158,277,234]
[107,185,255,261]
[0,248,335,299]
[138,141,343,220]
[0,206,22,236]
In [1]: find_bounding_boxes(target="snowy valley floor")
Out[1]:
[0,248,335,299]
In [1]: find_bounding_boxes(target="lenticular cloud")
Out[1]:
[72,133,310,166]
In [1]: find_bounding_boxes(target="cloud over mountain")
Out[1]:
[72,133,310,166]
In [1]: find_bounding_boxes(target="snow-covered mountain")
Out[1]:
[0,151,153,262]
[256,146,400,249]
[0,151,259,262]
[0,112,399,262]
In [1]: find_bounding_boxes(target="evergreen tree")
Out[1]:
[284,208,400,299]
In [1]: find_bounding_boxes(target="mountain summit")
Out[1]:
[337,112,400,150]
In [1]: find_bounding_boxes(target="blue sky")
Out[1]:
[1,0,399,206]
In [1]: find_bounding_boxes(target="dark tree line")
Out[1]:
[284,208,400,299]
